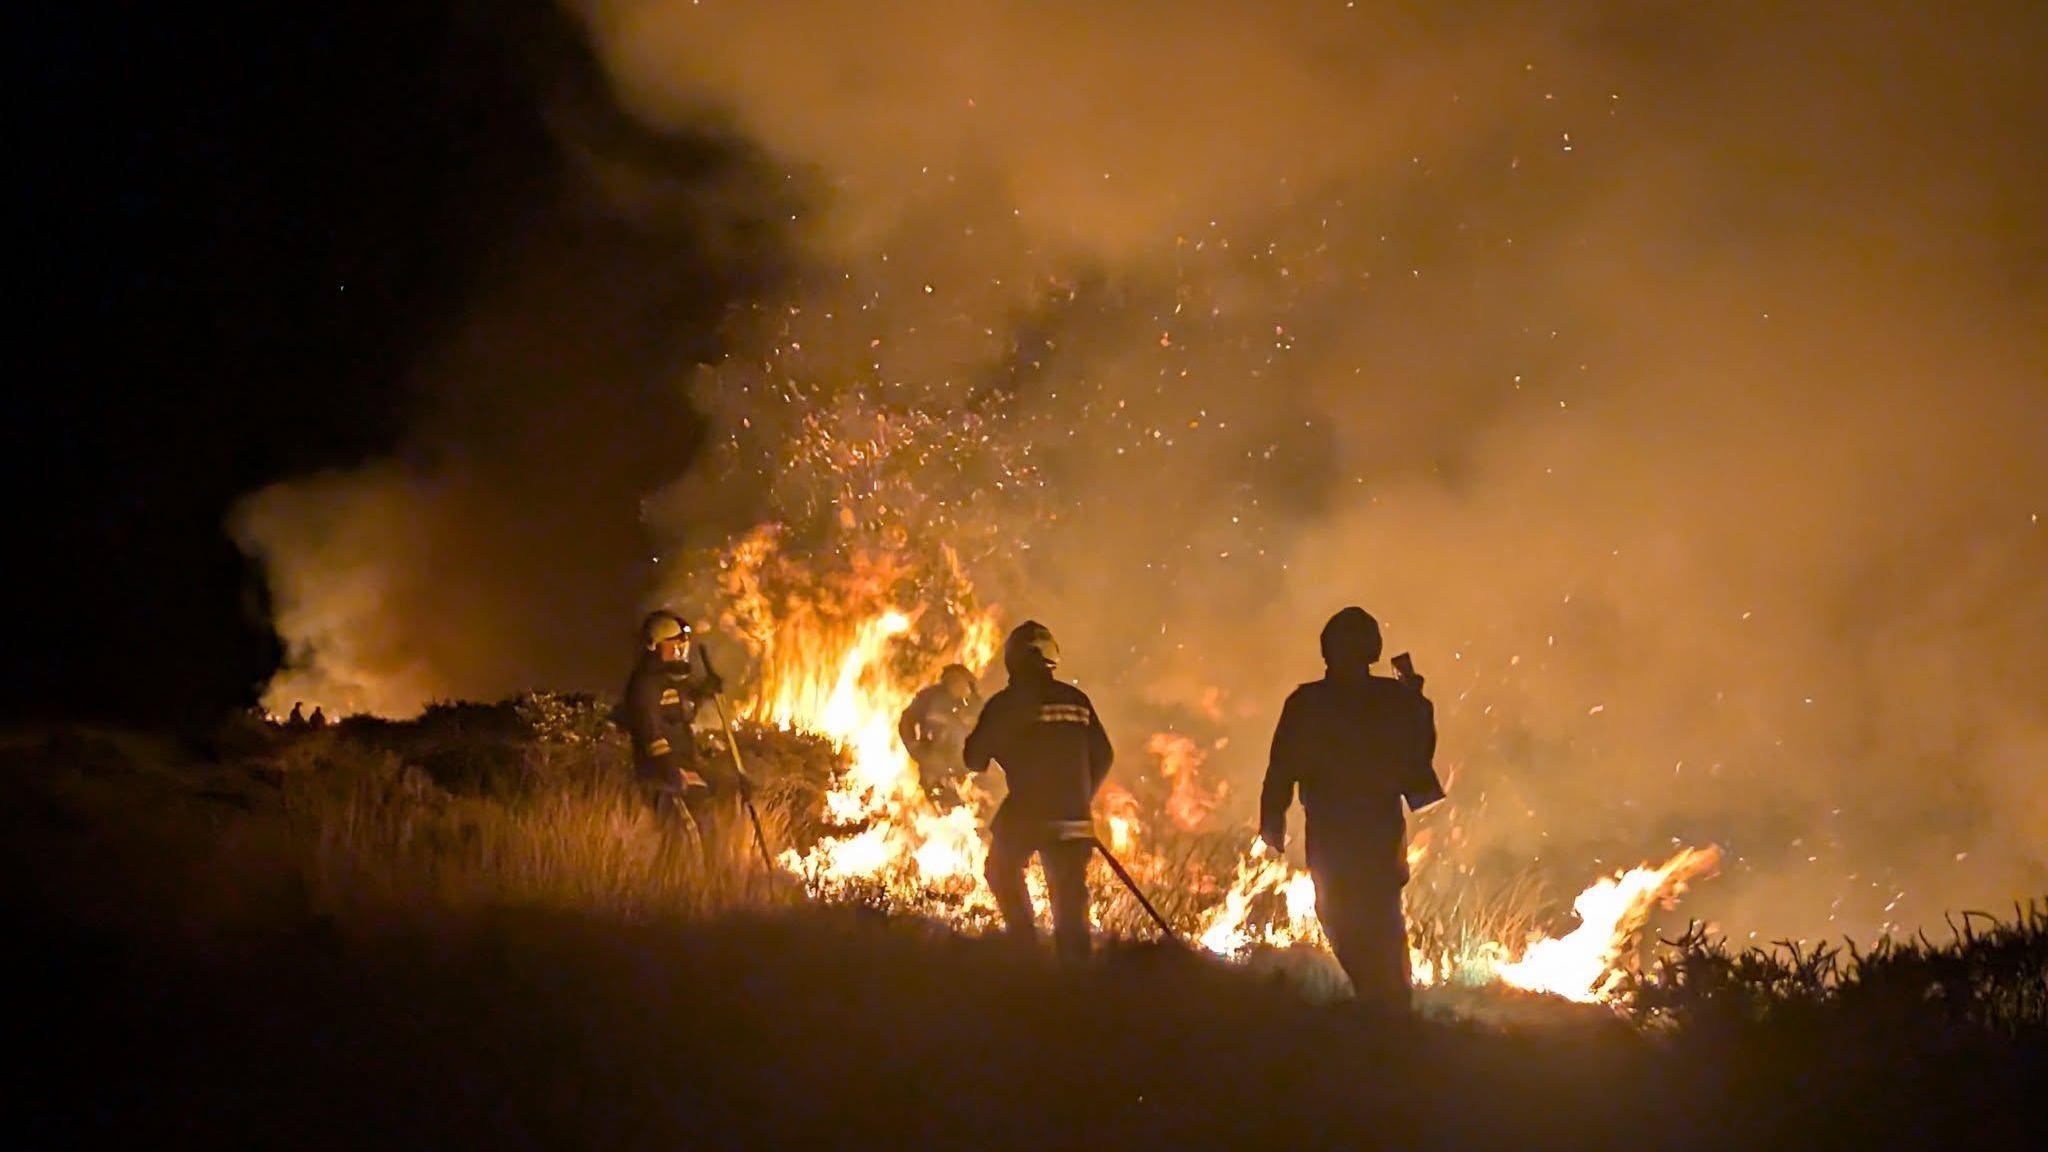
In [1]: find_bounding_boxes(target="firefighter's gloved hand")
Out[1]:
[677,768,711,794]
[700,670,726,696]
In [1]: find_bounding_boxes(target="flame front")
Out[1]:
[1492,845,1722,1002]
[704,528,1720,1004]
[1195,841,1721,1002]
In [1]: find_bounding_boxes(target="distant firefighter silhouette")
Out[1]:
[1259,607,1444,1009]
[965,621,1114,961]
[898,663,983,805]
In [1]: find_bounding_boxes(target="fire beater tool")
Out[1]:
[1091,836,1184,947]
[698,646,780,881]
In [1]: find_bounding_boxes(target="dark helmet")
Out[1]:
[641,609,693,650]
[1003,620,1060,677]
[1319,607,1383,670]
[939,662,976,690]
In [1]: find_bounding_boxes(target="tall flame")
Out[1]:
[714,528,1004,919]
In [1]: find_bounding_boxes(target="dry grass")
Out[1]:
[28,703,2042,1038]
[271,711,1589,992]
[8,717,2046,1149]
[285,756,769,920]
[1624,902,2048,1035]
[228,696,835,926]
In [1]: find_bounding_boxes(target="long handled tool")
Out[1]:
[1092,837,1183,946]
[699,646,778,879]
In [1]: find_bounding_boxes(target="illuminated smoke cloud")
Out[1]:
[240,1,2046,941]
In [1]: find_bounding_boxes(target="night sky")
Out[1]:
[17,2,573,724]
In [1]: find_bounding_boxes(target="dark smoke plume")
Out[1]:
[231,5,797,714]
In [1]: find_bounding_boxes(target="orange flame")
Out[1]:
[1095,782,1145,857]
[1196,841,1720,1001]
[1405,828,1433,874]
[1492,846,1722,1002]
[1145,731,1229,830]
[712,528,1004,919]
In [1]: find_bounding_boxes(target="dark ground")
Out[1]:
[6,729,2042,1150]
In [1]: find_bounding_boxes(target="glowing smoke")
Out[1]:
[236,1,2047,943]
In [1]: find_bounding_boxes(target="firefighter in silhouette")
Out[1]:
[1259,607,1444,1010]
[965,621,1114,961]
[622,610,726,830]
[899,663,983,805]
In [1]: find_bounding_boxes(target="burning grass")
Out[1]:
[6,721,2045,1148]
[18,710,2041,1032]
[6,728,2043,1150]
[247,708,1639,993]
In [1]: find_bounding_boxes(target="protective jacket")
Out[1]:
[1258,672,1442,871]
[963,669,1113,825]
[622,654,720,784]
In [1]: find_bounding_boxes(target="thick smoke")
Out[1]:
[230,12,797,716]
[240,1,2046,940]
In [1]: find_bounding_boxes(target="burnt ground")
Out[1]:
[6,729,2042,1150]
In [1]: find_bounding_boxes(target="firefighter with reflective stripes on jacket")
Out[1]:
[622,610,724,819]
[964,620,1114,961]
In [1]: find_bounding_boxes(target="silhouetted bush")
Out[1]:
[1624,902,2048,1037]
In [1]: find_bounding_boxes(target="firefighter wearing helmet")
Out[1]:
[1258,607,1444,1011]
[897,662,984,806]
[963,621,1114,961]
[622,610,726,827]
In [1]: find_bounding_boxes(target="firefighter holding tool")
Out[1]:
[1259,607,1444,1010]
[965,621,1114,962]
[623,610,726,831]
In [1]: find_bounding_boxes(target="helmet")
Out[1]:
[939,663,976,691]
[1003,620,1060,676]
[642,610,692,650]
[1319,607,1383,670]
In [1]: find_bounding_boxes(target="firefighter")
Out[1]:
[622,610,726,830]
[898,663,983,805]
[964,621,1114,962]
[1258,607,1444,1011]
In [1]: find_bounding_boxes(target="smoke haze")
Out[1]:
[236,0,2047,939]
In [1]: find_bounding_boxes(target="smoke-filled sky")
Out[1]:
[235,0,2046,940]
